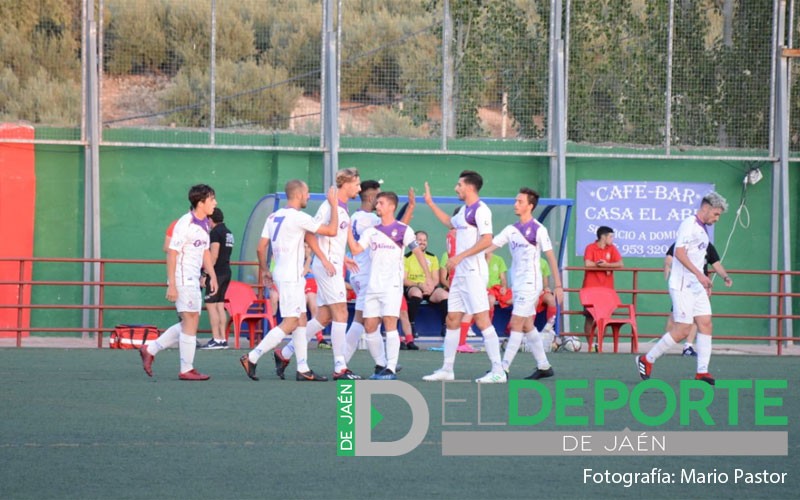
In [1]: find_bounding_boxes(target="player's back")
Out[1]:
[265,207,319,282]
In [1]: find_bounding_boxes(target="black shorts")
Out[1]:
[205,271,231,304]
[404,284,431,301]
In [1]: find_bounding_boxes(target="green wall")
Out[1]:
[565,157,789,338]
[29,136,798,339]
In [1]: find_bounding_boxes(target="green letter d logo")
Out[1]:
[355,381,429,456]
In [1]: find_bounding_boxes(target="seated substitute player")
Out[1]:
[581,226,623,342]
[485,250,511,319]
[487,188,564,379]
[140,184,218,380]
[239,181,339,382]
[404,230,448,339]
[349,191,431,380]
[637,192,729,385]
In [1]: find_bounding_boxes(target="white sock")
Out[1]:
[502,331,524,371]
[684,342,693,348]
[249,326,287,364]
[149,323,181,355]
[525,329,551,370]
[281,341,295,360]
[178,333,196,374]
[365,330,386,367]
[385,330,400,372]
[306,318,324,340]
[695,333,712,373]
[331,321,348,372]
[442,328,459,371]
[482,326,503,373]
[293,327,310,373]
[645,333,677,364]
[344,321,364,363]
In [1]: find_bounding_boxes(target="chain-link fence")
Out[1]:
[0,0,791,157]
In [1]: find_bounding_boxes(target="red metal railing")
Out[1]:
[0,257,261,348]
[563,266,799,355]
[1,258,797,353]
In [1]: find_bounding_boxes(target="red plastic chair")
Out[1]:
[579,287,639,353]
[224,281,276,349]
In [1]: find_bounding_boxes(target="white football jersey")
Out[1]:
[261,207,321,282]
[350,209,380,282]
[451,200,493,278]
[492,219,553,292]
[313,200,350,267]
[169,212,211,285]
[669,215,710,291]
[357,221,416,293]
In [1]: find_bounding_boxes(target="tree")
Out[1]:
[159,59,302,129]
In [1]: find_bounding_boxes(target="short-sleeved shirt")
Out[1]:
[666,241,719,277]
[312,200,350,268]
[404,251,440,284]
[486,254,507,288]
[451,200,493,278]
[262,207,321,283]
[492,219,553,292]
[169,212,211,285]
[357,221,416,293]
[350,209,380,283]
[209,222,234,275]
[669,216,711,291]
[582,241,622,289]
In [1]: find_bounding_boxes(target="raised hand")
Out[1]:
[423,182,433,205]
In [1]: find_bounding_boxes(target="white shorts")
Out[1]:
[670,286,711,323]
[275,280,306,318]
[363,288,402,319]
[175,285,203,313]
[448,274,489,315]
[312,261,348,306]
[350,274,368,311]
[511,288,540,317]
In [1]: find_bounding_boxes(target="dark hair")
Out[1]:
[210,207,224,223]
[188,184,215,208]
[597,226,614,239]
[414,230,428,237]
[519,187,540,211]
[459,170,483,191]
[360,179,381,199]
[376,191,398,208]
